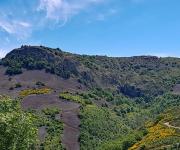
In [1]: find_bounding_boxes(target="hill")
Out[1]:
[1,45,180,102]
[0,45,179,150]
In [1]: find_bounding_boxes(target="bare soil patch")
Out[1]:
[21,93,80,150]
[0,66,85,98]
[164,122,180,130]
[38,126,47,143]
[173,84,180,95]
[61,105,80,150]
[0,66,21,97]
[0,66,83,150]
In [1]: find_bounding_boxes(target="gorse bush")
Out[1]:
[19,88,51,97]
[129,121,179,149]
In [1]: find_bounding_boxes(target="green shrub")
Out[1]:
[0,96,38,149]
[59,92,92,105]
[15,83,22,88]
[79,105,130,150]
[36,81,45,87]
[6,66,22,75]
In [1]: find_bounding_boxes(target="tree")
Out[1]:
[0,96,38,150]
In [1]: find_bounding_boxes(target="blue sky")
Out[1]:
[0,0,180,58]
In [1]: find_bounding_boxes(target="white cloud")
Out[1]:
[0,0,108,39]
[0,18,32,39]
[18,22,31,28]
[96,8,118,21]
[38,0,106,23]
[0,50,7,59]
[0,0,114,47]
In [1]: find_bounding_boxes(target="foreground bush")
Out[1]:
[0,96,38,150]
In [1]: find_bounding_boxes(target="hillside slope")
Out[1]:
[1,45,180,102]
[0,45,179,150]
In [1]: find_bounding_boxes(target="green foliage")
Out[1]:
[3,46,78,79]
[1,46,180,150]
[40,112,64,149]
[29,107,64,149]
[79,92,180,150]
[15,83,22,88]
[0,96,38,150]
[6,66,22,75]
[129,107,180,150]
[59,92,92,105]
[98,130,146,150]
[42,107,60,119]
[79,105,131,150]
[36,81,45,87]
[78,55,180,101]
[150,93,180,117]
[80,88,115,102]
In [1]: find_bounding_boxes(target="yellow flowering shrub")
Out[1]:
[129,123,176,150]
[19,88,51,97]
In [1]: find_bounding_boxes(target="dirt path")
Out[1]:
[21,94,80,150]
[164,122,180,130]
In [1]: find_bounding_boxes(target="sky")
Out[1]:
[0,0,180,58]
